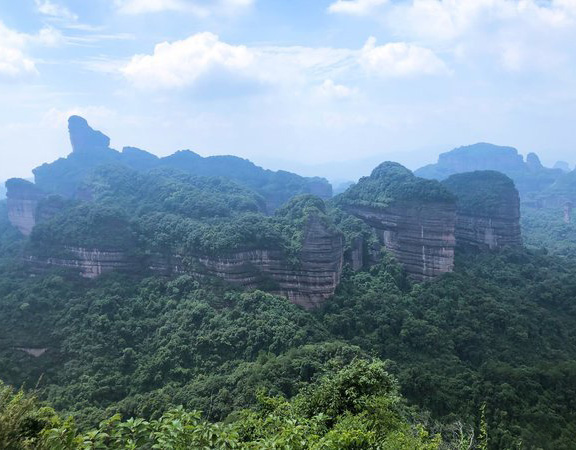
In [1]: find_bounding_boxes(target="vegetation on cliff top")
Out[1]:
[28,167,336,259]
[336,162,456,209]
[442,170,519,216]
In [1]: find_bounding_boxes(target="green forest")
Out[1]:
[2,155,576,449]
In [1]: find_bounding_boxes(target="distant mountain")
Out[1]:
[32,116,332,212]
[415,142,563,198]
[0,183,5,200]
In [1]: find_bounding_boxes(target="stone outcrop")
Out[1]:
[68,115,111,154]
[344,202,456,280]
[338,162,457,281]
[443,171,522,249]
[28,215,344,309]
[5,179,46,236]
[416,143,526,180]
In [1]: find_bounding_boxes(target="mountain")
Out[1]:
[33,116,332,212]
[415,142,563,198]
[335,162,457,280]
[2,127,576,448]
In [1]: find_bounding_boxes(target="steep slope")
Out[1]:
[4,179,46,236]
[336,162,457,280]
[442,171,522,248]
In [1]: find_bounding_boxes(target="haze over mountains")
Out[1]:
[2,116,576,448]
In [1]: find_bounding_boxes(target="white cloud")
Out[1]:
[0,22,38,79]
[318,79,358,98]
[328,0,388,16]
[122,32,254,89]
[327,1,576,73]
[35,0,78,21]
[254,46,356,86]
[360,37,450,77]
[115,0,254,16]
[35,27,65,47]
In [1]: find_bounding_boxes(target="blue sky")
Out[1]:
[1,0,576,183]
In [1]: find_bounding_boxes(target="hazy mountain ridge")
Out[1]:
[2,119,576,449]
[32,116,332,213]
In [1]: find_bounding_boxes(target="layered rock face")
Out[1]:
[5,179,46,236]
[29,215,344,309]
[443,171,522,249]
[344,201,456,280]
[27,247,134,278]
[338,162,457,281]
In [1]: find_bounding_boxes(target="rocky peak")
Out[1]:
[68,116,111,154]
[526,152,543,171]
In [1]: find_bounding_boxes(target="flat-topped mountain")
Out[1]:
[336,162,457,280]
[33,116,331,212]
[2,118,534,306]
[416,143,563,198]
[442,171,522,249]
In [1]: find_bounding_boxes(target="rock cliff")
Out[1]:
[337,162,457,280]
[442,171,522,249]
[5,179,46,236]
[29,214,344,309]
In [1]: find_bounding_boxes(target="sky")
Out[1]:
[1,0,576,183]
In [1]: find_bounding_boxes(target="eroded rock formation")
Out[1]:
[443,171,522,249]
[29,215,344,309]
[338,162,457,281]
[5,179,46,236]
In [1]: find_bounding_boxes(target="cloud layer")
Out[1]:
[122,32,254,89]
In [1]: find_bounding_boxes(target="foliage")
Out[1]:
[1,361,444,449]
[521,205,576,258]
[0,381,59,450]
[28,168,334,262]
[319,247,576,449]
[442,171,518,216]
[336,162,455,210]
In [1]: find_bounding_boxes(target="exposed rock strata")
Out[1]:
[27,247,135,278]
[338,162,457,281]
[344,202,456,280]
[443,171,522,249]
[28,216,344,309]
[5,179,46,236]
